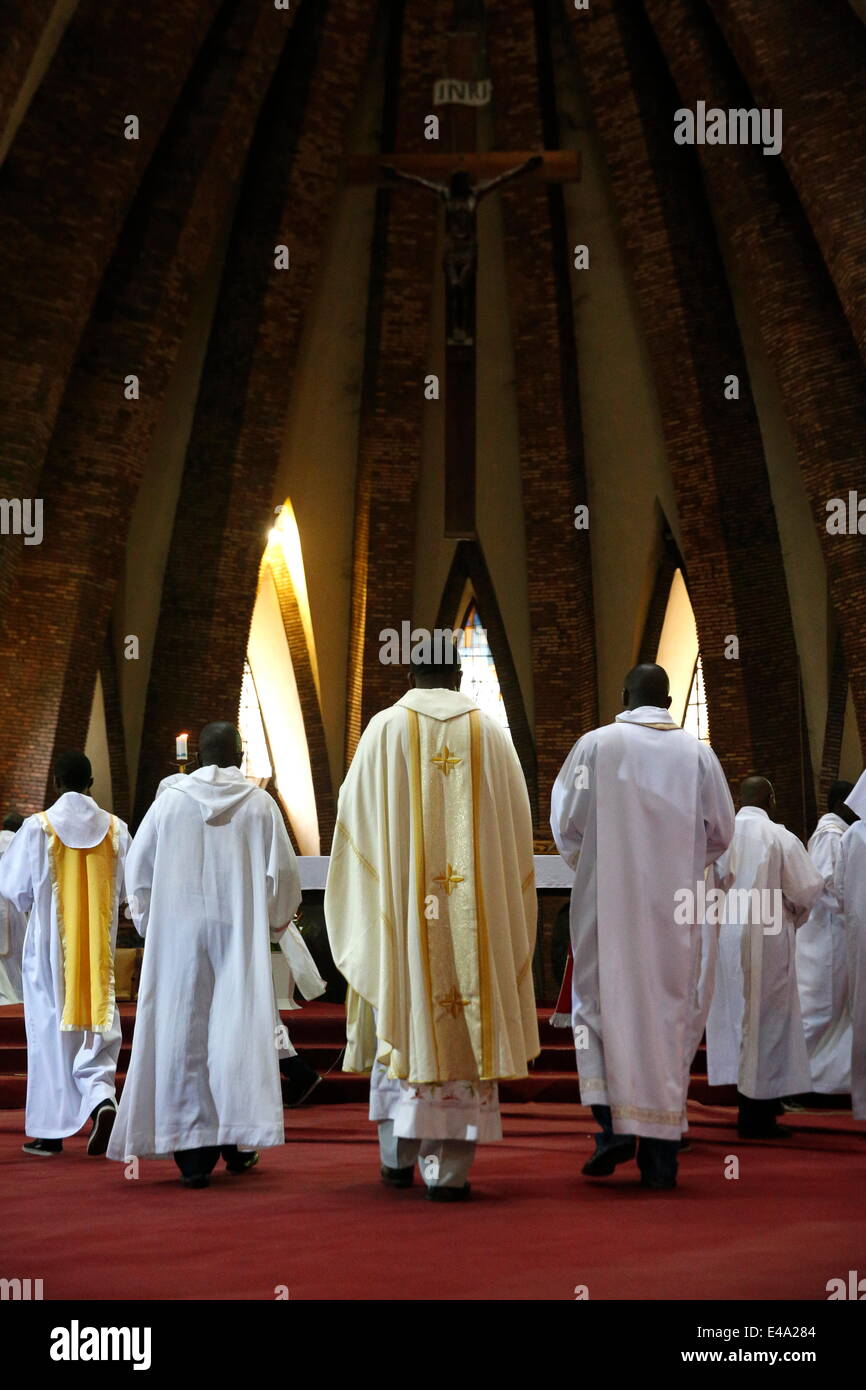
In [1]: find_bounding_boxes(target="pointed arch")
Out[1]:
[241,500,335,854]
[436,539,536,817]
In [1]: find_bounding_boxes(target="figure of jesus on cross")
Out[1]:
[381,155,542,346]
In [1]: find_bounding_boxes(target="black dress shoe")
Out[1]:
[87,1099,117,1156]
[223,1150,260,1175]
[581,1139,637,1177]
[22,1138,63,1156]
[181,1174,211,1189]
[280,1055,323,1108]
[381,1164,414,1189]
[426,1183,471,1203]
[641,1174,677,1191]
[678,1138,692,1153]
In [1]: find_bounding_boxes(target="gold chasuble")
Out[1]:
[39,813,120,1032]
[326,688,539,1085]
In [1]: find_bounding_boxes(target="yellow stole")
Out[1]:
[39,814,119,1033]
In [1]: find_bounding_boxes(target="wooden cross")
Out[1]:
[345,10,580,539]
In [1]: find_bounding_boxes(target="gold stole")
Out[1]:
[39,815,119,1032]
[406,705,491,1080]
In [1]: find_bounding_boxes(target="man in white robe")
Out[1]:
[152,771,324,1109]
[551,663,735,1190]
[707,777,822,1138]
[108,723,303,1188]
[325,646,539,1202]
[0,753,130,1156]
[796,781,857,1093]
[0,812,26,1005]
[834,772,866,1120]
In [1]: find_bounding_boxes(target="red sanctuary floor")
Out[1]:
[1,1100,864,1301]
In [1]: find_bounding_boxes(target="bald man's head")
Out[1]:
[198,722,243,769]
[622,663,671,711]
[739,775,775,812]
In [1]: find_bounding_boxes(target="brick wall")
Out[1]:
[346,0,442,763]
[136,0,378,822]
[0,0,292,811]
[564,0,808,833]
[486,0,598,828]
[0,0,220,612]
[708,0,866,368]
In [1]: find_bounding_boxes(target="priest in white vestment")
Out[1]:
[108,723,303,1188]
[152,771,324,1109]
[796,782,856,1093]
[551,663,735,1190]
[834,773,866,1120]
[325,646,539,1202]
[0,812,26,1005]
[0,753,130,1156]
[706,777,822,1138]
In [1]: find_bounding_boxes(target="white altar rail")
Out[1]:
[296,854,574,891]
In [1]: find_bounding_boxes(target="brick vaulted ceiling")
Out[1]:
[0,0,864,838]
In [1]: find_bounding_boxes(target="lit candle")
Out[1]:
[176,733,189,761]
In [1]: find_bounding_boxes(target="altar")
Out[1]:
[275,854,575,1009]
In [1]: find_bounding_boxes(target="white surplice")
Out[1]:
[108,766,301,1160]
[834,778,866,1119]
[152,773,324,1066]
[704,882,744,1087]
[709,807,822,1100]
[0,828,26,1004]
[0,795,130,1138]
[325,687,539,1144]
[551,706,735,1141]
[796,812,852,1093]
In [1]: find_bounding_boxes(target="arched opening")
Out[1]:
[655,567,710,742]
[240,501,322,853]
[457,596,512,737]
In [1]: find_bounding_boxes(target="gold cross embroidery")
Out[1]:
[431,745,462,776]
[437,987,471,1019]
[432,863,465,896]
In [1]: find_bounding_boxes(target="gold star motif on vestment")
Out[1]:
[432,863,465,895]
[437,987,471,1019]
[431,746,462,776]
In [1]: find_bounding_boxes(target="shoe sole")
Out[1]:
[283,1074,323,1109]
[22,1145,62,1156]
[87,1104,117,1156]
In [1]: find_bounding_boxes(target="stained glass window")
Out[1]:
[683,655,710,744]
[458,600,511,736]
[238,659,272,782]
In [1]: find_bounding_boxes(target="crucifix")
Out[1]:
[346,4,580,538]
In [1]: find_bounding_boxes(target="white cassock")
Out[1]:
[0,795,130,1138]
[795,812,852,1093]
[551,706,735,1141]
[108,766,303,1160]
[835,774,866,1119]
[0,828,26,1004]
[707,807,822,1099]
[325,688,539,1144]
[151,773,324,1065]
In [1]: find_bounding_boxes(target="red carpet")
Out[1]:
[2,1101,864,1301]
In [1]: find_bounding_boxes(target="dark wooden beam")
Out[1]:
[346,150,580,183]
